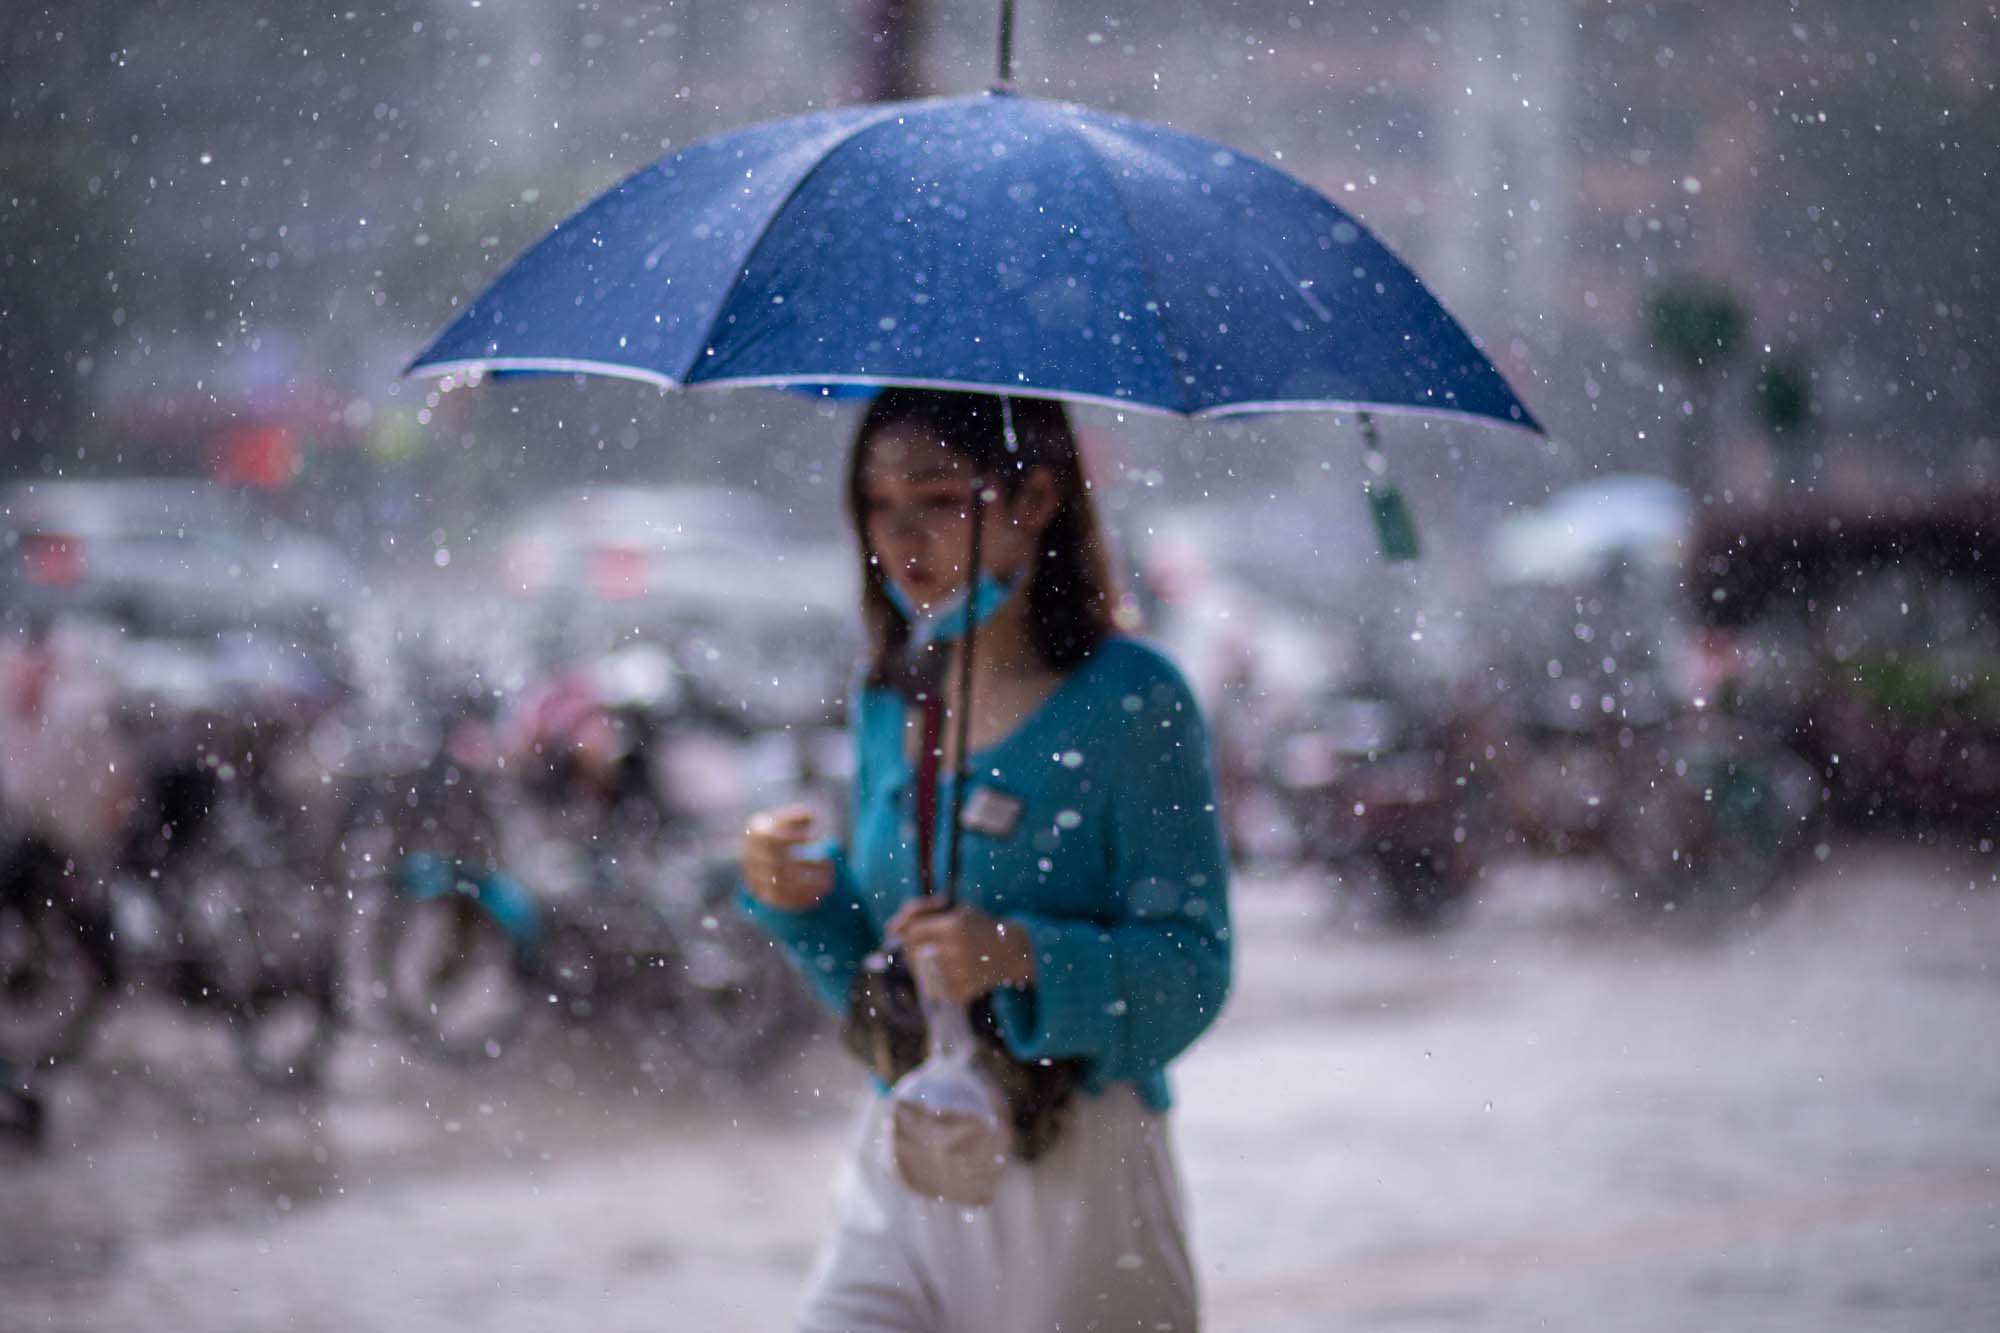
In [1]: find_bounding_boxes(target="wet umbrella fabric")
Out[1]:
[407,92,1538,432]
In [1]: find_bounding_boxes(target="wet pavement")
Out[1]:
[5,841,1999,1332]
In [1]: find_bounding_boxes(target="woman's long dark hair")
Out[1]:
[847,389,1118,688]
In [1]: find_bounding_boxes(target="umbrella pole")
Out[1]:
[942,470,989,908]
[996,0,1016,90]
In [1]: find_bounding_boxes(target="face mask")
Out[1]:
[884,570,1022,648]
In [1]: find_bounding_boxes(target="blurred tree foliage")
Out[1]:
[1755,354,1815,442]
[1645,282,1748,375]
[1644,278,1749,498]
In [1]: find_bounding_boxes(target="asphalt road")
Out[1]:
[5,841,1997,1332]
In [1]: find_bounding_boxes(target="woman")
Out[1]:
[739,389,1231,1333]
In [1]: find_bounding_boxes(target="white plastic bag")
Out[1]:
[887,947,1011,1207]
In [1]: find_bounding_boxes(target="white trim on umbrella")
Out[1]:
[406,357,1544,435]
[1196,397,1543,435]
[411,356,684,391]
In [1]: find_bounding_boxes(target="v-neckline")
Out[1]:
[890,640,1110,783]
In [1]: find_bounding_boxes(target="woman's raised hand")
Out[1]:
[741,805,836,911]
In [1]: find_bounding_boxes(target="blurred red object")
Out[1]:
[209,422,301,488]
[589,544,650,600]
[20,533,81,587]
[1687,627,1745,702]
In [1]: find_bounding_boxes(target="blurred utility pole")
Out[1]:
[0,5,127,474]
[1645,281,1749,506]
[854,0,927,102]
[1433,0,1574,435]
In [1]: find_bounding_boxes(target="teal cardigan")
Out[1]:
[737,635,1231,1111]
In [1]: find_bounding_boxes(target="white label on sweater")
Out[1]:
[960,786,1023,839]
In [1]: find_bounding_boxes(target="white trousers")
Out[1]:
[797,1083,1199,1333]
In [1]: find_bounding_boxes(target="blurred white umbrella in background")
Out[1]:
[1491,474,1692,585]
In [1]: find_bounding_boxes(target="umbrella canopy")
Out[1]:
[408,91,1538,432]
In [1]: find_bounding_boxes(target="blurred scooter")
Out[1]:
[1272,684,1491,928]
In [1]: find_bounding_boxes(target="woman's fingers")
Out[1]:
[886,895,949,941]
[891,905,1000,1002]
[748,804,816,839]
[740,805,834,910]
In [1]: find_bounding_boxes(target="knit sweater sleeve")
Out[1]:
[988,658,1232,1078]
[733,678,884,1015]
[734,845,878,1015]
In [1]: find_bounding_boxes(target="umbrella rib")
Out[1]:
[677,101,925,387]
[1058,118,1197,414]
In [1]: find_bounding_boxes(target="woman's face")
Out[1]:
[858,422,1051,614]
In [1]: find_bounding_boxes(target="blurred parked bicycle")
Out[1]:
[331,640,822,1075]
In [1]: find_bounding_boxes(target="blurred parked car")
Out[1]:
[498,484,797,600]
[490,483,860,724]
[1,478,352,634]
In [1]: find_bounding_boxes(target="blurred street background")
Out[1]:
[4,2,1998,1329]
[6,853,1999,1331]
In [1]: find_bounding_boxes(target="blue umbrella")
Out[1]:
[406,90,1538,433]
[405,66,1544,916]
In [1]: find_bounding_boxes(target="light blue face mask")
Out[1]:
[885,570,1023,648]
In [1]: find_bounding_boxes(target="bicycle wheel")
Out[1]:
[379,891,529,1060]
[231,976,340,1089]
[661,907,810,1075]
[0,850,111,1065]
